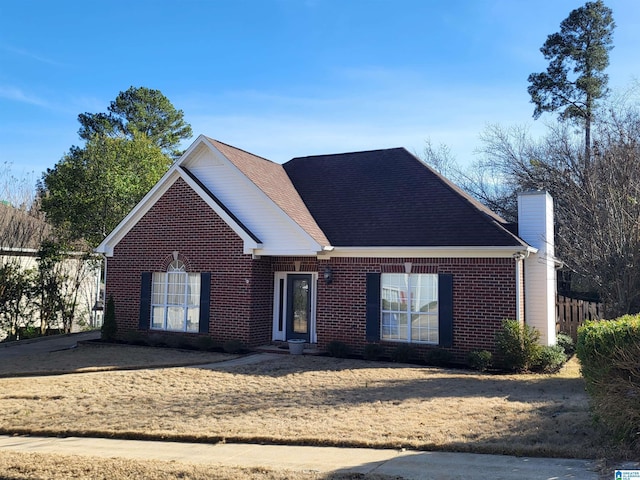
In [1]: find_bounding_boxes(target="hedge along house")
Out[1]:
[95,135,557,361]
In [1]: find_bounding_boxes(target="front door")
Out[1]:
[286,274,312,341]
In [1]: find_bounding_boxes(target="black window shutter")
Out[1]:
[139,272,152,330]
[366,273,381,342]
[199,272,211,334]
[438,273,453,347]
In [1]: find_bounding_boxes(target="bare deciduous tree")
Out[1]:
[473,102,640,318]
[0,164,47,251]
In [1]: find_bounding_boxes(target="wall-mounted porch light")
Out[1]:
[323,266,333,284]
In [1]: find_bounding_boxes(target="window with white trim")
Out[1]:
[381,273,438,343]
[151,260,201,332]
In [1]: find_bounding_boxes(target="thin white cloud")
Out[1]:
[1,44,64,67]
[0,86,50,108]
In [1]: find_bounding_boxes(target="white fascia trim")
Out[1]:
[181,134,212,161]
[319,246,538,259]
[200,137,325,253]
[95,168,261,257]
[95,167,182,256]
[96,136,215,256]
[254,247,327,256]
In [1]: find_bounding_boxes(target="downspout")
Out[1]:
[513,252,527,323]
[94,258,102,328]
[101,254,108,328]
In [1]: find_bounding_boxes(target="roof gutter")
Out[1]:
[320,245,537,259]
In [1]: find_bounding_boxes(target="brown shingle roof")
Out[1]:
[206,138,330,247]
[283,148,527,248]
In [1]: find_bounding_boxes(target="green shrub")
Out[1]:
[177,339,198,350]
[363,343,384,361]
[326,340,350,358]
[467,350,493,372]
[555,333,575,356]
[534,345,566,373]
[223,339,244,354]
[577,316,640,447]
[390,344,415,363]
[424,348,453,367]
[19,326,41,340]
[123,331,147,346]
[196,336,217,352]
[162,335,184,349]
[148,334,171,348]
[495,319,542,372]
[101,296,117,342]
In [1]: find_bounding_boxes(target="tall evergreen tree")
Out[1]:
[41,87,191,247]
[527,0,615,163]
[78,86,192,160]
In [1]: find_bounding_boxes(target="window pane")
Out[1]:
[411,275,438,313]
[151,307,165,329]
[152,273,166,305]
[187,307,200,333]
[381,312,396,339]
[166,306,185,331]
[168,260,186,272]
[382,274,408,312]
[187,273,201,306]
[397,313,408,340]
[382,312,408,341]
[167,272,186,305]
[411,313,438,343]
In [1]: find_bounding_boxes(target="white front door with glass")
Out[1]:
[272,272,316,342]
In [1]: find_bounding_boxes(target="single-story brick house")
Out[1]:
[96,135,557,361]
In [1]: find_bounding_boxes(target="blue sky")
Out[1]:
[1,0,639,180]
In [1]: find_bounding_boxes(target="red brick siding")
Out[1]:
[313,257,516,362]
[106,177,517,359]
[105,177,272,347]
[272,256,516,362]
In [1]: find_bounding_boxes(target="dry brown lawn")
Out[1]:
[0,341,622,479]
[0,451,402,480]
[0,343,232,376]
[0,451,400,480]
[0,342,605,462]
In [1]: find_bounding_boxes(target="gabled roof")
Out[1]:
[97,137,530,258]
[205,138,329,247]
[283,147,527,248]
[96,135,329,257]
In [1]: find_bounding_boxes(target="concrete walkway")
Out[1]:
[0,330,100,358]
[0,435,600,479]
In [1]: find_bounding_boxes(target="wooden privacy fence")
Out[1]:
[556,294,602,342]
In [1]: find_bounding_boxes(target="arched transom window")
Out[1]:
[151,260,201,332]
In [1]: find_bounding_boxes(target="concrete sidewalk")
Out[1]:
[0,435,600,479]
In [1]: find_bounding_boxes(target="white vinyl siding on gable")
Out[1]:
[381,273,439,344]
[186,150,321,255]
